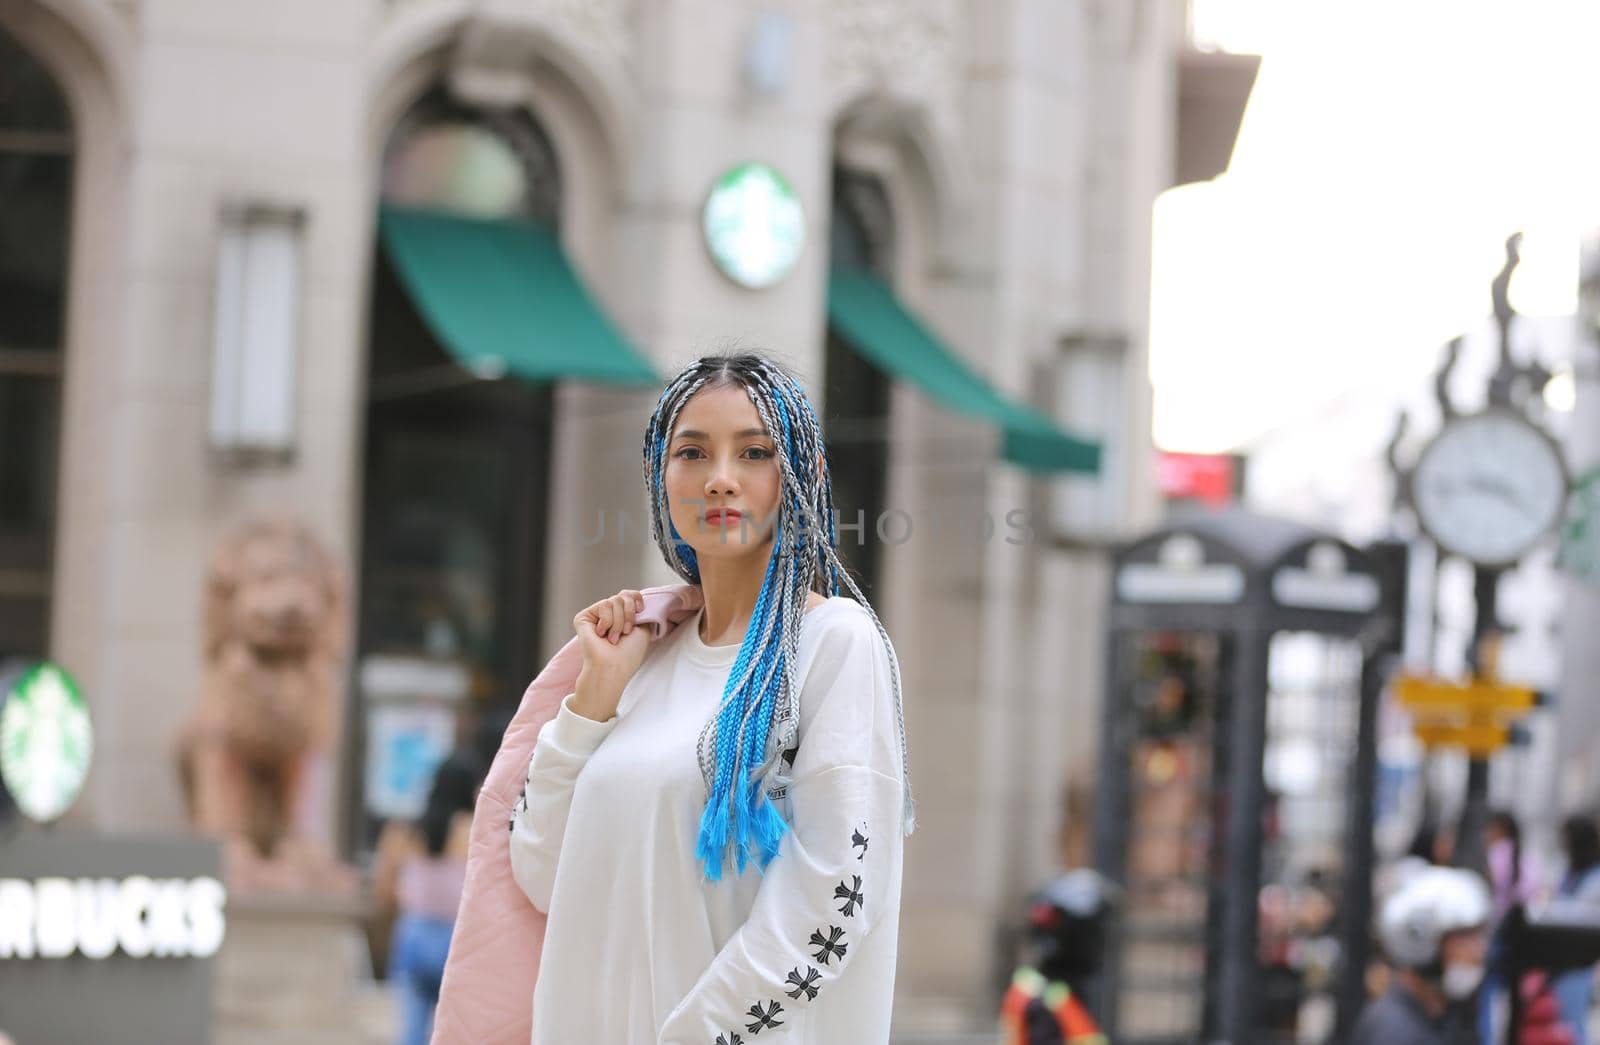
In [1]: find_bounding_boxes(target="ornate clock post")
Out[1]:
[1395,233,1571,873]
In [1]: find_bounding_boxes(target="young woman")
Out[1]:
[507,351,916,1043]
[1481,810,1547,1042]
[372,754,479,1045]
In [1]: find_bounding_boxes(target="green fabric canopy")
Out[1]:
[826,267,1102,474]
[378,205,659,386]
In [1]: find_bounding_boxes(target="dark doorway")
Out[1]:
[349,88,561,856]
[823,167,894,605]
[0,28,73,661]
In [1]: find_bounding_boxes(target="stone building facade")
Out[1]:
[1,0,1248,1032]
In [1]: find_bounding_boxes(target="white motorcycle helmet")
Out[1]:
[1377,865,1492,969]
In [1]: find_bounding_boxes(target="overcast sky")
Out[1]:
[1149,0,1600,452]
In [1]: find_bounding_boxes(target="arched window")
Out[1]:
[369,89,562,390]
[381,88,559,221]
[0,28,73,661]
[824,168,894,605]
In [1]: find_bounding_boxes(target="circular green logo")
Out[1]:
[1,662,93,824]
[702,161,805,289]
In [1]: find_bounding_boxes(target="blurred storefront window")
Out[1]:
[822,167,893,607]
[0,28,72,661]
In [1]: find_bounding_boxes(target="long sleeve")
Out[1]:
[508,690,620,914]
[656,607,906,1045]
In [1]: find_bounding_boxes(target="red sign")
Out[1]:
[1158,453,1235,505]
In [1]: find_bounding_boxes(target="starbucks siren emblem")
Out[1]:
[0,662,94,824]
[702,162,806,290]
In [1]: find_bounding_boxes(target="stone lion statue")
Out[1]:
[176,519,355,893]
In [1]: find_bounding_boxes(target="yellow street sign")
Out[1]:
[1395,672,1539,754]
[1395,675,1538,714]
[1412,722,1512,756]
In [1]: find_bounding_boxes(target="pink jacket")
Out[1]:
[431,582,706,1045]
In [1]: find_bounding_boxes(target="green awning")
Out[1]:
[826,267,1102,474]
[378,205,659,386]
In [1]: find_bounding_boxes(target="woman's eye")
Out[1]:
[674,447,773,460]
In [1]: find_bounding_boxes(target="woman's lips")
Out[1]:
[704,509,742,525]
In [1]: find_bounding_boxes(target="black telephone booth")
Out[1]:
[1092,509,1398,1044]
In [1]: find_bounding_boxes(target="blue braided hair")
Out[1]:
[642,351,917,882]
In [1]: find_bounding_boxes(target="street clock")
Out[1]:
[1411,410,1569,566]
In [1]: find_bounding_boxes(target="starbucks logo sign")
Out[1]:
[702,161,806,289]
[1,662,93,824]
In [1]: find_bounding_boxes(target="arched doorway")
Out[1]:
[352,88,561,851]
[0,27,74,662]
[352,74,655,853]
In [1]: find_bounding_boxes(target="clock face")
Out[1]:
[1412,411,1569,565]
[702,162,805,289]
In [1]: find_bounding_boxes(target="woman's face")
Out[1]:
[664,383,784,565]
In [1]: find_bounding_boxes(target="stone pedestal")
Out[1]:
[214,892,396,1045]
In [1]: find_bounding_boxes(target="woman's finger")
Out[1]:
[575,592,646,645]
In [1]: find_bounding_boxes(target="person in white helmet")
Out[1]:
[1351,865,1492,1045]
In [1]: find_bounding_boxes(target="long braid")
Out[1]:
[642,352,917,883]
[740,360,914,836]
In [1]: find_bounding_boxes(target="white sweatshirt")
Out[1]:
[509,595,906,1044]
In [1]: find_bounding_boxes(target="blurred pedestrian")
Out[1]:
[1409,817,1458,868]
[1520,971,1578,1045]
[373,753,480,1045]
[1488,811,1547,919]
[1483,810,1549,1043]
[998,869,1114,1044]
[1352,864,1490,1045]
[1549,815,1600,1044]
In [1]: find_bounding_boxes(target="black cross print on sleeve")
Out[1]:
[744,1000,784,1034]
[834,875,864,917]
[809,926,848,966]
[714,1033,744,1045]
[784,965,823,1001]
[851,827,868,861]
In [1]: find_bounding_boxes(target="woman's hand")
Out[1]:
[570,589,650,721]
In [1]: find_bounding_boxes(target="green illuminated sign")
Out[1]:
[1,662,93,824]
[1561,469,1600,584]
[702,161,805,289]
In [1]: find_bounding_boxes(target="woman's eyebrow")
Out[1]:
[672,427,771,441]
